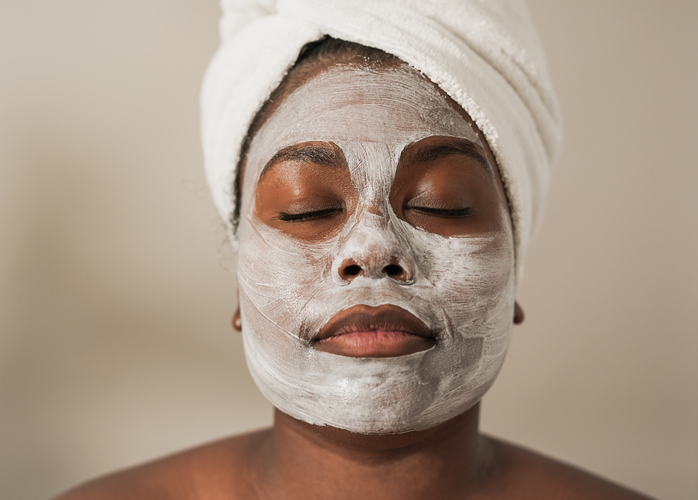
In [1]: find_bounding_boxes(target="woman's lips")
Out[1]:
[313,305,436,358]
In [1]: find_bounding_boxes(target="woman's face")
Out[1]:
[236,62,515,434]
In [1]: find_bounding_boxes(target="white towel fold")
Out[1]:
[201,0,562,277]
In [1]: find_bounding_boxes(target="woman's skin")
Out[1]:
[56,56,652,500]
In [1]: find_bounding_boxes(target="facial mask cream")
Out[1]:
[237,65,515,434]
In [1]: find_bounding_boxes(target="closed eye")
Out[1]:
[407,206,472,217]
[275,207,343,222]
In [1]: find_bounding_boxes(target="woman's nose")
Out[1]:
[336,256,412,283]
[332,210,415,285]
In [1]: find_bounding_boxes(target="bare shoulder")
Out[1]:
[53,428,271,500]
[485,436,654,500]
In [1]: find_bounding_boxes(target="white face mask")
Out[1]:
[237,65,515,435]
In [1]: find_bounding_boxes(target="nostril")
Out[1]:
[344,264,362,277]
[383,264,404,278]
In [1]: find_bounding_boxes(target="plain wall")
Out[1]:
[1,1,696,499]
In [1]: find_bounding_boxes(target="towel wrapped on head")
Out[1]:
[201,0,562,277]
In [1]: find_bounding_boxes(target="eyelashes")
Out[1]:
[275,207,343,222]
[274,205,472,222]
[406,206,472,217]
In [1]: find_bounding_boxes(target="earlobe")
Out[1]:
[513,301,524,325]
[233,306,242,331]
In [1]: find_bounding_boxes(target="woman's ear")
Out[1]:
[513,301,524,325]
[232,307,242,331]
[232,290,242,331]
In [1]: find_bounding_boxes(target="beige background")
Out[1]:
[1,1,696,499]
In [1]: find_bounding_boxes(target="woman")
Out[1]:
[57,1,651,498]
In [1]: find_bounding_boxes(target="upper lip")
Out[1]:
[314,304,435,342]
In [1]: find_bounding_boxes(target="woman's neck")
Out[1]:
[254,405,492,500]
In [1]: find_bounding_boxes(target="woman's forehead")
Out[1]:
[245,64,481,184]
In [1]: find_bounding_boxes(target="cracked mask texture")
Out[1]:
[237,66,515,434]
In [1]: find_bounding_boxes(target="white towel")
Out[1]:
[201,0,562,277]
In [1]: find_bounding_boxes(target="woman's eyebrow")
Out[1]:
[260,142,345,179]
[405,138,492,176]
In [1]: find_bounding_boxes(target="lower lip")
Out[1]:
[314,330,436,358]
